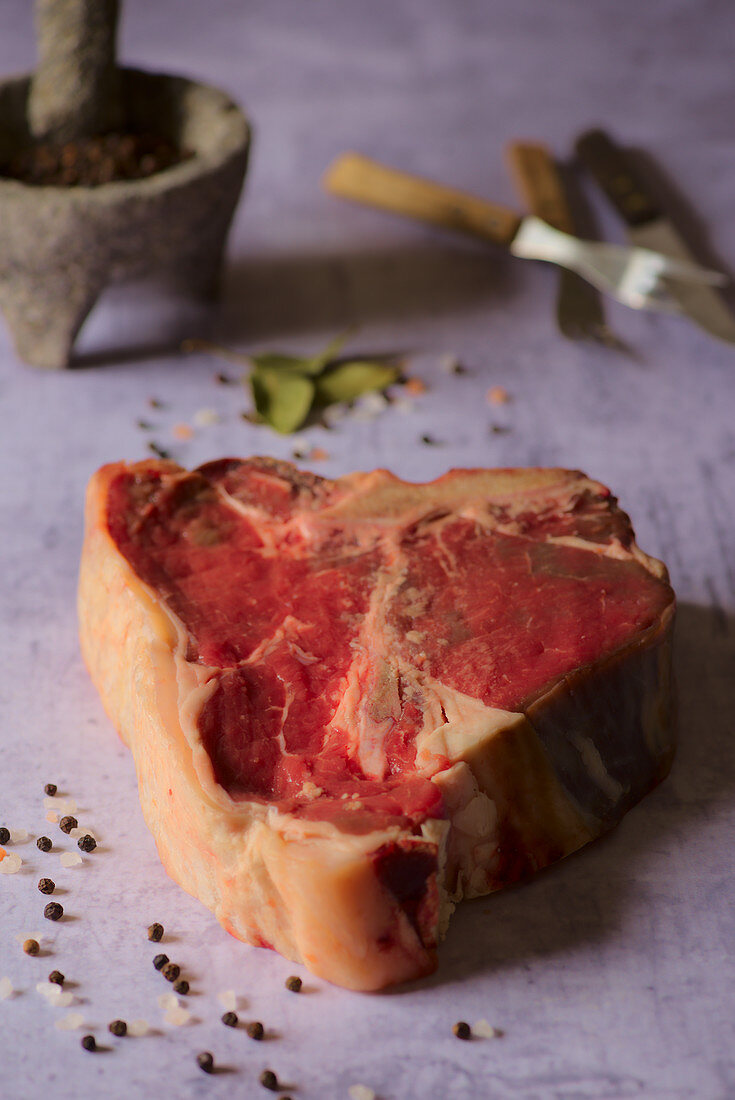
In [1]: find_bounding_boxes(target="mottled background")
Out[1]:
[1,2,734,1098]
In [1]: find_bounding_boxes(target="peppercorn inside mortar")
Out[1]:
[0,132,192,188]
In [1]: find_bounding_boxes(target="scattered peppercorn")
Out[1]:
[137,419,152,430]
[420,434,440,446]
[81,1035,96,1052]
[37,836,52,852]
[173,979,189,995]
[59,816,77,834]
[222,1011,238,1028]
[148,397,163,409]
[452,1021,472,1040]
[285,976,302,993]
[259,1070,279,1091]
[148,441,170,459]
[196,1051,214,1074]
[23,939,40,956]
[44,783,58,796]
[147,922,164,942]
[48,970,64,986]
[109,1019,127,1037]
[0,827,10,844]
[215,372,231,385]
[44,902,64,921]
[152,954,169,971]
[77,834,96,853]
[161,962,180,982]
[38,877,55,895]
[245,1021,264,1041]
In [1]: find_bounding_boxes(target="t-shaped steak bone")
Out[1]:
[78,458,675,990]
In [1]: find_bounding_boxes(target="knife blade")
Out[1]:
[323,153,725,314]
[505,141,617,346]
[576,128,735,343]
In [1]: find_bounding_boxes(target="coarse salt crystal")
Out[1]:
[128,1019,149,1037]
[158,993,179,1011]
[9,827,28,842]
[54,1012,84,1031]
[360,391,389,414]
[69,827,96,841]
[60,799,77,815]
[36,981,62,1000]
[290,434,309,452]
[164,1006,191,1027]
[473,1019,503,1039]
[439,353,461,373]
[43,796,64,810]
[322,404,347,426]
[0,852,22,874]
[348,1086,377,1100]
[0,977,13,1000]
[59,851,83,868]
[193,407,219,427]
[217,989,237,1011]
[46,811,59,824]
[54,992,74,1009]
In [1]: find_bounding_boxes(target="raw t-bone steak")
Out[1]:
[79,458,675,990]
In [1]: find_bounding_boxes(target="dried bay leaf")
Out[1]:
[251,368,315,434]
[315,361,399,405]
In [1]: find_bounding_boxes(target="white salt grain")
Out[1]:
[322,404,347,427]
[439,353,461,374]
[473,1019,503,1039]
[60,799,77,815]
[59,851,83,868]
[36,981,62,1001]
[128,1019,149,1037]
[68,827,95,841]
[54,1012,84,1031]
[0,852,22,874]
[9,827,28,842]
[217,989,237,1011]
[0,977,13,1000]
[360,392,388,414]
[158,993,179,1011]
[164,1006,191,1027]
[54,992,74,1008]
[193,407,219,427]
[349,1086,377,1100]
[43,796,64,810]
[46,811,59,824]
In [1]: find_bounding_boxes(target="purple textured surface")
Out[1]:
[1,2,734,1098]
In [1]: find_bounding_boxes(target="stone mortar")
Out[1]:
[0,68,250,368]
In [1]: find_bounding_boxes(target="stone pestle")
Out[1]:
[0,0,250,369]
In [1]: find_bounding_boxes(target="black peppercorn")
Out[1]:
[259,1069,279,1091]
[48,970,64,986]
[147,922,164,942]
[161,962,180,982]
[59,816,77,834]
[173,979,189,995]
[44,783,57,796]
[246,1021,264,1040]
[221,1011,238,1028]
[285,975,302,993]
[452,1021,472,1040]
[0,827,10,844]
[109,1019,127,1037]
[77,834,96,853]
[196,1051,214,1074]
[38,878,55,895]
[44,902,64,921]
[37,836,52,852]
[152,954,169,971]
[23,938,40,955]
[81,1035,96,1052]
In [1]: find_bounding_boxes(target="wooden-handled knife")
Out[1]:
[505,141,619,347]
[576,129,735,344]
